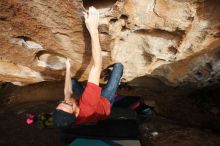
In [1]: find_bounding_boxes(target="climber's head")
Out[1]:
[53,98,79,128]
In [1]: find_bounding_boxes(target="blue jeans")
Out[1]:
[72,63,123,105]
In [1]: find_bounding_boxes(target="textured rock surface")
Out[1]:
[0,0,220,87]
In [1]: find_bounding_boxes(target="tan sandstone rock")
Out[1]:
[0,0,220,87]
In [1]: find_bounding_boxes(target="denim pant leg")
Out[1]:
[101,63,123,105]
[71,79,84,100]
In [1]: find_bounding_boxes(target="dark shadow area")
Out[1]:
[16,36,32,41]
[128,74,220,132]
[0,81,64,104]
[61,118,139,142]
[61,108,139,145]
[126,75,175,93]
[0,102,66,146]
[189,84,220,131]
[83,0,117,10]
[196,0,220,22]
[134,29,184,41]
[1,101,220,146]
[1,81,220,145]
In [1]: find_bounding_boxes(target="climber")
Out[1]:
[52,6,124,128]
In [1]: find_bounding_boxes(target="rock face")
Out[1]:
[0,0,220,87]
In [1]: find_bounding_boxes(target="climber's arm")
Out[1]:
[87,33,102,86]
[84,7,102,85]
[64,59,73,100]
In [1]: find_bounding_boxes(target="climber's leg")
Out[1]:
[101,63,123,105]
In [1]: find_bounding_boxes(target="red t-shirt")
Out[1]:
[74,82,111,125]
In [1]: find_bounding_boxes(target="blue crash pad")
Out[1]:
[69,138,121,146]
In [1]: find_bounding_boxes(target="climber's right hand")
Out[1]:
[65,58,71,69]
[83,6,99,35]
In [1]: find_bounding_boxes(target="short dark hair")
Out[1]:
[52,109,76,128]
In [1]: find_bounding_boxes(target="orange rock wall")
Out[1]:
[0,0,220,87]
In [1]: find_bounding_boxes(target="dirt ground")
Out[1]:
[1,101,220,146]
[1,82,220,146]
[0,102,65,146]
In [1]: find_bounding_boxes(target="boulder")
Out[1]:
[0,0,220,87]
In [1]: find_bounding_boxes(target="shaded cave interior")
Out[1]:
[82,0,117,10]
[1,75,220,133]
